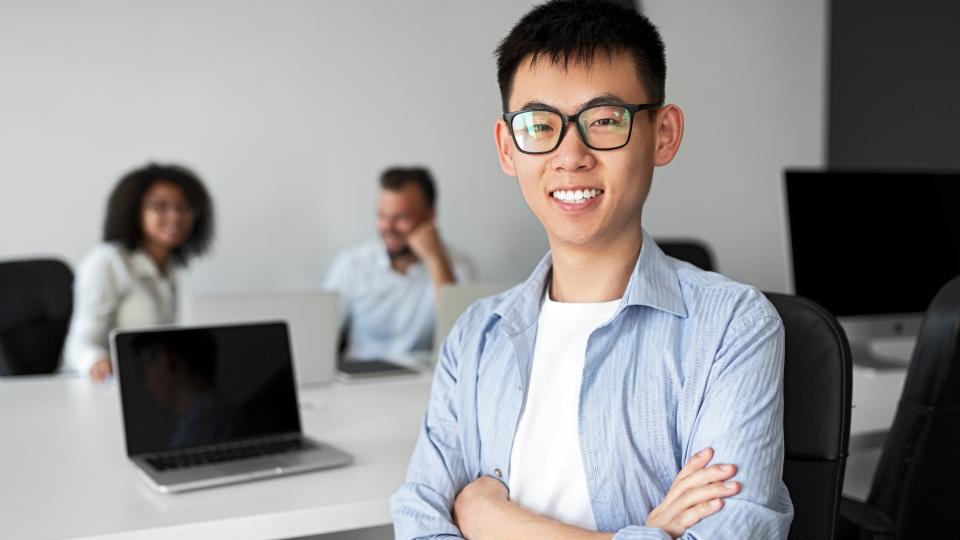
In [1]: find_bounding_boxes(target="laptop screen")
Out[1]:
[114,322,302,456]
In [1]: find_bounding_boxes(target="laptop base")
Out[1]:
[133,437,353,493]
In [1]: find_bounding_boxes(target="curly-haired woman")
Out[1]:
[63,163,214,382]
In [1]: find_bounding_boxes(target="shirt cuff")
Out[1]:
[613,526,672,540]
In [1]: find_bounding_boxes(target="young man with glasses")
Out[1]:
[391,1,792,538]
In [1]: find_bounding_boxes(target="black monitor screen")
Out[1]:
[114,322,301,455]
[786,171,960,317]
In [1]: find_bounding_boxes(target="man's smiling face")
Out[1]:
[495,50,679,251]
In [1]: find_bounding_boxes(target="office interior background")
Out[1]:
[1,0,958,539]
[0,0,830,293]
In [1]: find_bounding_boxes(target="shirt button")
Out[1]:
[494,468,502,478]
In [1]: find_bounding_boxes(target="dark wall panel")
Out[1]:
[829,0,960,169]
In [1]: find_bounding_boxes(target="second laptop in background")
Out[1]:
[434,283,513,355]
[183,291,339,385]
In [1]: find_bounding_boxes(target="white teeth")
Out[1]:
[551,189,603,203]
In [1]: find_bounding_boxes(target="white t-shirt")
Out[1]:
[508,290,621,531]
[322,239,475,360]
[63,243,177,374]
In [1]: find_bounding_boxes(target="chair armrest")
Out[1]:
[839,497,895,539]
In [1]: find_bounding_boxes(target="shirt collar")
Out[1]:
[493,229,688,335]
[130,248,170,281]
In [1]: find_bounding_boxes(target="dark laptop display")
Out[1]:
[115,322,301,455]
[112,321,352,493]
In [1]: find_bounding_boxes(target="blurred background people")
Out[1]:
[63,163,214,382]
[324,167,475,361]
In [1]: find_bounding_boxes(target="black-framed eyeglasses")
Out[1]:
[503,102,662,154]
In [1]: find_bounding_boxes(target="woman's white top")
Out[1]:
[63,243,177,375]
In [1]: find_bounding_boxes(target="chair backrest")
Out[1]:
[0,259,73,376]
[656,239,716,271]
[867,275,960,536]
[765,292,852,540]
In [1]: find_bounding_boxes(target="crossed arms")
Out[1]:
[390,313,792,539]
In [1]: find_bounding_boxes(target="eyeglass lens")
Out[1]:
[144,200,193,217]
[510,105,633,153]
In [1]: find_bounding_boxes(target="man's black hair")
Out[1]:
[495,0,666,112]
[103,162,214,267]
[380,167,437,208]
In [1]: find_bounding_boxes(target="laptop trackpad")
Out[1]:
[217,458,286,476]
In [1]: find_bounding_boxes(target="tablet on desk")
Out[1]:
[336,357,420,382]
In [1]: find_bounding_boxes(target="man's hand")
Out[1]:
[407,221,456,286]
[89,357,112,382]
[645,447,740,539]
[453,476,508,539]
[406,221,444,261]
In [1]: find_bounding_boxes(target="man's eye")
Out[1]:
[520,124,555,138]
[591,117,622,128]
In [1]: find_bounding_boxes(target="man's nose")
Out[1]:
[549,122,596,172]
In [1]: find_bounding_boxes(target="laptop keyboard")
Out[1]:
[146,436,316,472]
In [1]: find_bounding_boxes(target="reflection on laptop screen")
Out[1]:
[115,322,301,455]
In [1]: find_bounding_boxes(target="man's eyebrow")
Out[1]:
[580,93,629,108]
[516,94,629,113]
[517,100,557,112]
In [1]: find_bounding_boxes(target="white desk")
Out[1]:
[844,364,909,500]
[0,374,432,539]
[1,361,908,537]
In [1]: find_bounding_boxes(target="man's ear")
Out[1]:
[653,104,684,167]
[494,119,517,176]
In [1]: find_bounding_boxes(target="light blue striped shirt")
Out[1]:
[391,231,793,539]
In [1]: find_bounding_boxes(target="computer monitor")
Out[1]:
[784,170,960,364]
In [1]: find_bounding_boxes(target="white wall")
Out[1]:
[641,0,827,292]
[0,0,825,295]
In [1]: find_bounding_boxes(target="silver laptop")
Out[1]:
[111,321,353,493]
[434,282,513,354]
[183,291,339,385]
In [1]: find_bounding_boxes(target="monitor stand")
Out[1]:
[840,314,921,370]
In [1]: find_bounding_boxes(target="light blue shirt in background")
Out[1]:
[391,231,793,539]
[323,239,475,360]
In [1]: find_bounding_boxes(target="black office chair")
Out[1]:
[764,292,852,540]
[0,259,73,376]
[657,239,716,271]
[837,275,960,539]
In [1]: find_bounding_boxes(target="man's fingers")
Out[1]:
[661,450,712,509]
[673,448,713,486]
[675,498,725,532]
[665,480,740,521]
[672,463,737,496]
[662,460,734,509]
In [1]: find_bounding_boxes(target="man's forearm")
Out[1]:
[424,252,456,286]
[464,497,613,540]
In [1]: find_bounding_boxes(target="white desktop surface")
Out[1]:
[850,366,907,435]
[844,363,910,500]
[1,362,907,537]
[0,373,432,540]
